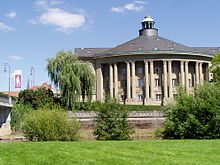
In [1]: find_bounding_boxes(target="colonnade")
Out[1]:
[96,60,210,104]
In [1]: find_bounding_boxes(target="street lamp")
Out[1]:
[30,67,35,88]
[3,63,10,94]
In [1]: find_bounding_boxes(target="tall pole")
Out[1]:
[30,67,35,88]
[3,63,10,94]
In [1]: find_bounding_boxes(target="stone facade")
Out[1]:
[75,16,218,106]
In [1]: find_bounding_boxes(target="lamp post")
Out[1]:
[3,63,10,94]
[30,67,35,88]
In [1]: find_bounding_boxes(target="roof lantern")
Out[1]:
[141,16,155,29]
[139,16,158,37]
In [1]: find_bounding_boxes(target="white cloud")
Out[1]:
[134,1,147,4]
[111,1,146,13]
[0,22,14,31]
[9,56,22,60]
[39,8,85,32]
[35,0,63,9]
[32,0,86,33]
[6,11,17,18]
[36,0,48,9]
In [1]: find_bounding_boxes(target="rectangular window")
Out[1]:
[120,80,127,88]
[172,79,177,87]
[155,78,161,86]
[138,95,144,101]
[138,79,144,87]
[154,67,160,74]
[188,79,191,87]
[155,94,162,101]
[120,95,125,102]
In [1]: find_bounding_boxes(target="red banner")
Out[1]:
[15,71,22,88]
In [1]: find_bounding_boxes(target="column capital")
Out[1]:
[130,60,135,64]
[144,59,149,64]
[149,60,154,64]
[195,61,199,65]
[180,61,184,65]
[125,61,130,64]
[163,60,167,64]
[167,60,172,65]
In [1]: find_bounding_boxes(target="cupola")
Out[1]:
[139,16,158,37]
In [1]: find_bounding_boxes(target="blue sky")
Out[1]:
[0,0,220,91]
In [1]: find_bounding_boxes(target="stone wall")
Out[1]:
[68,111,165,129]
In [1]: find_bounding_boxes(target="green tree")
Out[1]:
[47,50,95,110]
[18,87,55,109]
[160,83,220,139]
[210,53,220,83]
[93,99,134,140]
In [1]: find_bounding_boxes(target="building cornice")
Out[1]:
[93,50,214,59]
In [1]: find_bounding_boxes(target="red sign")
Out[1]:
[15,74,22,88]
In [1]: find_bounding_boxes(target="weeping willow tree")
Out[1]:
[47,50,95,110]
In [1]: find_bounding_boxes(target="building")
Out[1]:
[75,16,219,105]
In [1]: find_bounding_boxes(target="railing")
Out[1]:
[68,111,164,119]
[0,96,17,106]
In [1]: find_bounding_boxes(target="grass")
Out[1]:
[0,140,220,165]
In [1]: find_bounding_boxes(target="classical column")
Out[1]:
[163,60,168,99]
[131,61,136,101]
[195,61,199,85]
[89,63,96,101]
[126,61,131,100]
[199,62,203,84]
[109,64,113,98]
[207,62,211,81]
[185,61,189,91]
[180,61,185,85]
[144,60,149,103]
[114,63,118,98]
[168,60,172,98]
[96,63,103,101]
[150,60,154,100]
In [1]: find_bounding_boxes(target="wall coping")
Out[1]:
[68,111,164,119]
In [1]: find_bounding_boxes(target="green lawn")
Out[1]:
[0,140,220,165]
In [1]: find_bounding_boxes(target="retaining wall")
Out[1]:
[68,111,165,129]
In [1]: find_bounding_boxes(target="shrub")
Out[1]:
[22,109,81,141]
[160,83,220,139]
[93,99,134,140]
[10,104,33,131]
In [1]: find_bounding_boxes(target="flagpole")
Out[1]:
[3,63,10,95]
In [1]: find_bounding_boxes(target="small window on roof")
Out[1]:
[130,43,135,46]
[138,47,144,50]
